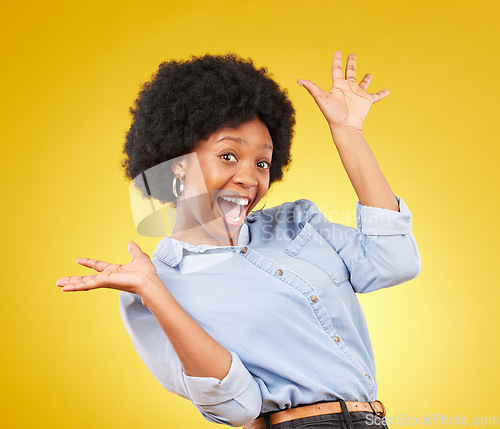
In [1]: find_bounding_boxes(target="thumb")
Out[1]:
[297,79,326,102]
[128,240,143,258]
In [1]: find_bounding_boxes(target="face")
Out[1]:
[171,117,273,244]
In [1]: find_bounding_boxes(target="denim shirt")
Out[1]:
[119,196,421,427]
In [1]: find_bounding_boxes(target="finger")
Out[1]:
[297,79,328,104]
[61,275,102,291]
[359,73,373,90]
[56,276,73,286]
[60,269,141,292]
[345,53,357,82]
[76,257,111,272]
[57,275,92,286]
[57,274,101,290]
[331,50,343,85]
[371,89,390,103]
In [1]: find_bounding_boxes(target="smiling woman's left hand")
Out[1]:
[298,50,390,132]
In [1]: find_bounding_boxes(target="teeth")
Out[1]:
[220,196,249,205]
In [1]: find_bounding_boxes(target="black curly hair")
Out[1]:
[121,52,296,205]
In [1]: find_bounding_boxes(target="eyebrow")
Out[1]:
[215,136,273,151]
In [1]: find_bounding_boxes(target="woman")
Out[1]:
[57,51,421,429]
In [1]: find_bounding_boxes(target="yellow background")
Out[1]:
[1,0,499,427]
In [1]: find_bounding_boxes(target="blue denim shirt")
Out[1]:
[119,196,421,427]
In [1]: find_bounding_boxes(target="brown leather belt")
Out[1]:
[243,400,386,429]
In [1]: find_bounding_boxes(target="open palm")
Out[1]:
[56,241,158,298]
[298,50,390,132]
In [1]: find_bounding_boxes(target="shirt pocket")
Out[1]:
[284,221,350,286]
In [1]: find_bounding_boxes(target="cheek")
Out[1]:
[183,171,209,197]
[261,174,271,192]
[202,173,223,194]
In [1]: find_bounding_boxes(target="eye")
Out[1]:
[258,161,271,170]
[220,153,237,162]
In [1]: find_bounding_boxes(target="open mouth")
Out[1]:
[215,194,251,226]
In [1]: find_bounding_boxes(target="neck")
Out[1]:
[170,223,241,246]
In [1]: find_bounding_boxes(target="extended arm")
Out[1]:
[295,50,420,291]
[57,241,262,426]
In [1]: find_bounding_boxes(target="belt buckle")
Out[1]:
[368,400,386,417]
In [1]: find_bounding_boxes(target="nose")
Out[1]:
[233,161,258,188]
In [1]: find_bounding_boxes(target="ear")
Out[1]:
[171,158,187,176]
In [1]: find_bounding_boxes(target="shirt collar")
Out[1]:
[152,215,255,267]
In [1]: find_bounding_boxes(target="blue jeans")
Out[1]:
[261,400,390,429]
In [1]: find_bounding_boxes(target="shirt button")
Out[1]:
[311,295,318,303]
[365,374,371,379]
[276,269,283,276]
[334,336,340,342]
[240,247,247,254]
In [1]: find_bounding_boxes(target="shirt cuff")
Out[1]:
[182,351,255,406]
[356,195,413,235]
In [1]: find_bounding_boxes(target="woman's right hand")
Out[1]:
[56,241,159,300]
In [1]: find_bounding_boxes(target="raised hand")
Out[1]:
[297,50,390,132]
[56,241,158,299]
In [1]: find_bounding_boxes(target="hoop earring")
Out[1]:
[172,175,184,198]
[253,195,267,212]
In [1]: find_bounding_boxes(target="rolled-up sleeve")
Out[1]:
[119,291,262,427]
[182,351,262,426]
[303,195,421,293]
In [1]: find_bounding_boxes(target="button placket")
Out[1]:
[234,239,374,393]
[237,243,372,391]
